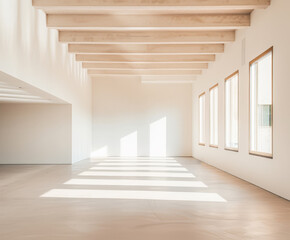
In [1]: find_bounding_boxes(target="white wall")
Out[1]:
[92,76,192,157]
[192,0,290,200]
[0,104,72,164]
[0,0,92,163]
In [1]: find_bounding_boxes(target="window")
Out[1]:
[225,71,239,151]
[199,92,206,145]
[249,47,273,158]
[209,84,218,147]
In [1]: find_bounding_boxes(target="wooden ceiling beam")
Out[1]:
[59,31,235,44]
[76,54,215,62]
[87,69,202,76]
[33,0,270,9]
[82,62,209,69]
[68,44,224,54]
[47,14,250,30]
[31,1,271,80]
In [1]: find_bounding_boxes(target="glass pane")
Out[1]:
[210,86,218,146]
[250,50,272,155]
[199,94,205,144]
[225,74,239,149]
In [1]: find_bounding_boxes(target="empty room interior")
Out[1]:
[0,0,290,239]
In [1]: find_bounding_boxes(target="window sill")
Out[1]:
[209,145,218,148]
[225,147,239,152]
[249,151,273,159]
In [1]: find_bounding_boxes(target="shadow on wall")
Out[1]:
[91,117,167,158]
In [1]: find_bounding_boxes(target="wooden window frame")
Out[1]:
[209,83,219,148]
[224,70,239,152]
[198,92,206,146]
[249,47,273,159]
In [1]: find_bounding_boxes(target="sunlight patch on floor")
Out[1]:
[79,171,195,178]
[64,179,207,188]
[41,189,226,202]
[97,162,181,166]
[90,166,188,172]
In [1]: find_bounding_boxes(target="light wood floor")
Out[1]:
[0,157,289,240]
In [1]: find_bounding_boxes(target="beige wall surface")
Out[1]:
[92,76,192,157]
[0,0,92,163]
[0,104,72,164]
[192,0,290,200]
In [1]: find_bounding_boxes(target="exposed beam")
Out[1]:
[68,44,224,54]
[47,14,250,30]
[87,69,202,76]
[60,31,235,44]
[33,0,270,9]
[142,80,195,84]
[141,75,197,83]
[31,0,271,82]
[76,54,215,62]
[90,75,197,81]
[82,62,208,70]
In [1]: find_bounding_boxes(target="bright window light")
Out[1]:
[64,179,207,188]
[41,189,226,202]
[120,131,138,157]
[209,84,219,147]
[90,166,188,172]
[225,71,239,151]
[79,171,195,178]
[250,48,273,157]
[150,117,166,156]
[199,92,206,145]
